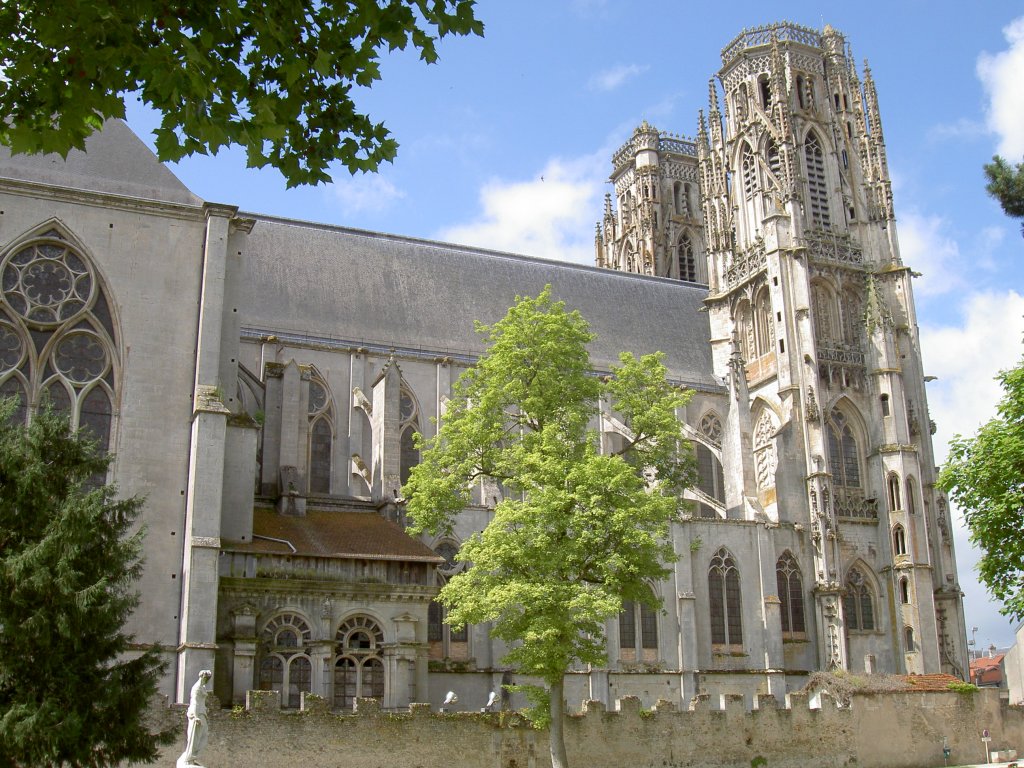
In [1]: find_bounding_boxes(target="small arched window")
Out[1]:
[904,626,915,652]
[887,474,902,513]
[899,576,911,604]
[843,568,875,631]
[709,548,743,647]
[892,524,907,557]
[906,477,918,515]
[741,144,757,198]
[776,552,805,637]
[618,586,659,663]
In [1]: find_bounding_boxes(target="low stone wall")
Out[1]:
[148,689,1024,768]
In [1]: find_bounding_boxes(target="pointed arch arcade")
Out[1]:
[0,223,119,456]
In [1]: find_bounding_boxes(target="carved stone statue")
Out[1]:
[177,669,212,768]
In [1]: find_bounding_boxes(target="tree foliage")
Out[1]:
[0,0,484,187]
[983,155,1024,236]
[0,401,170,767]
[938,357,1024,623]
[404,288,694,768]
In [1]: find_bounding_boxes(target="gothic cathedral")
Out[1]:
[0,22,967,711]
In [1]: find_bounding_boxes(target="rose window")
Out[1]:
[2,243,93,327]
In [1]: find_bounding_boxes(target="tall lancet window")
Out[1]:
[677,232,696,282]
[805,132,831,228]
[0,226,119,460]
[709,548,743,647]
[308,374,334,494]
[741,144,757,198]
[399,387,420,486]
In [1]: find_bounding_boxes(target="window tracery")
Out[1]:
[677,232,697,282]
[843,567,875,631]
[826,410,860,488]
[699,411,723,446]
[334,615,385,710]
[258,612,313,708]
[709,548,743,647]
[776,552,805,637]
[892,524,907,557]
[399,386,420,486]
[0,230,118,451]
[804,132,831,228]
[694,441,725,518]
[308,374,334,494]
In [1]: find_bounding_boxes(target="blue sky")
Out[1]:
[125,2,1024,651]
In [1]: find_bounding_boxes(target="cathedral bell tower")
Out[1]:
[697,23,968,677]
[595,122,708,284]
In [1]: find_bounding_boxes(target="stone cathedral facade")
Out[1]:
[0,22,967,712]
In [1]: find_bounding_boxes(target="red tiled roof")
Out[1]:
[223,509,444,563]
[897,674,964,691]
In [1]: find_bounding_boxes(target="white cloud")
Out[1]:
[898,211,963,296]
[977,16,1024,158]
[926,117,987,144]
[589,64,649,92]
[327,173,405,215]
[436,151,606,264]
[922,290,1024,458]
[921,290,1024,648]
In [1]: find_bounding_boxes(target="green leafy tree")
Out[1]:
[0,401,170,767]
[404,288,695,768]
[0,0,484,187]
[983,155,1024,236]
[939,357,1024,622]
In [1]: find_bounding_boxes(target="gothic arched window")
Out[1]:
[892,524,907,557]
[887,474,902,513]
[765,140,782,189]
[308,374,334,494]
[677,232,696,282]
[776,552,805,637]
[735,298,755,362]
[334,615,385,710]
[619,586,659,663]
[804,132,831,228]
[899,576,911,604]
[1,228,119,460]
[904,626,915,652]
[428,541,469,661]
[843,567,875,631]
[906,477,918,515]
[840,288,862,344]
[693,441,725,518]
[709,548,743,647]
[753,287,774,357]
[259,612,313,708]
[826,410,861,488]
[741,144,757,198]
[399,387,420,486]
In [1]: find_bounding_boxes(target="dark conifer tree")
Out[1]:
[0,400,171,767]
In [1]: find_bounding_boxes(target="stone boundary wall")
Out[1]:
[148,689,1024,768]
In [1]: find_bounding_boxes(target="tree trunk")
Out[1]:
[549,677,569,768]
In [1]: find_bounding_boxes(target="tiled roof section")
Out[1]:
[897,674,964,691]
[970,655,1005,686]
[225,509,443,563]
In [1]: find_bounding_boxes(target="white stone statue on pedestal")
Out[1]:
[177,669,212,768]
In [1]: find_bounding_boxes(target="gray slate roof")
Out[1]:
[240,215,720,391]
[0,119,202,207]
